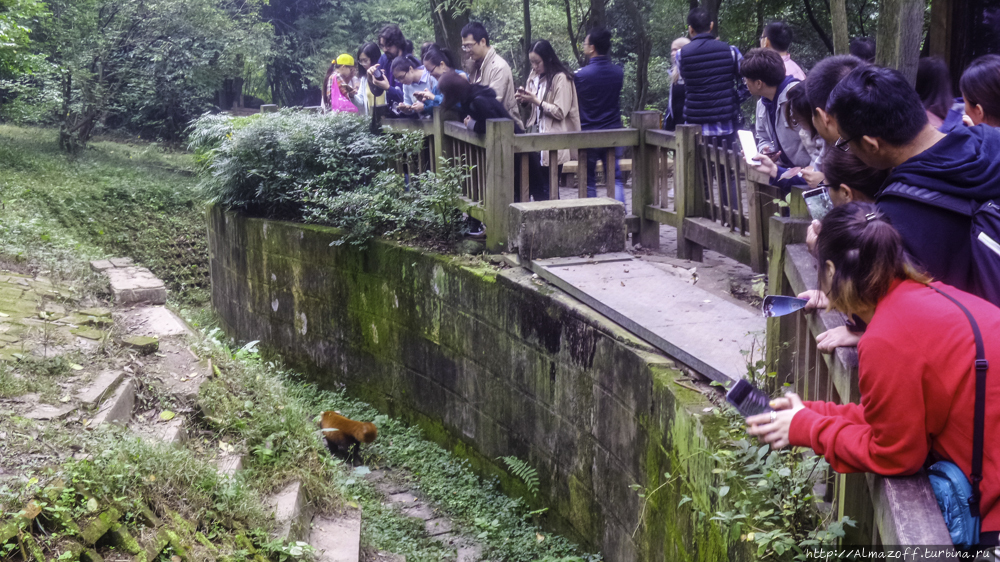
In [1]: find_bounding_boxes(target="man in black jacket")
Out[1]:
[678,8,749,209]
[575,27,625,200]
[827,65,1000,300]
[678,8,749,146]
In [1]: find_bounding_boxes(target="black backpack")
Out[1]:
[881,182,1000,307]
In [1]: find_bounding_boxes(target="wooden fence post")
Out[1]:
[673,124,703,261]
[764,216,811,387]
[484,119,515,253]
[432,106,446,172]
[631,111,661,250]
[747,176,771,274]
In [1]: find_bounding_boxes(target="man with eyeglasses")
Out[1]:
[827,65,1000,304]
[461,22,523,129]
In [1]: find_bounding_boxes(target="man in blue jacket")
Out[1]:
[575,27,625,200]
[827,65,1000,302]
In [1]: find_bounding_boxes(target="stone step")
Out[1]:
[90,378,135,426]
[76,370,126,409]
[91,258,167,305]
[309,510,362,562]
[216,454,245,478]
[266,481,313,542]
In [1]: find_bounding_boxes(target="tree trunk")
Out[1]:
[587,0,606,30]
[523,0,532,81]
[563,0,583,64]
[803,0,835,53]
[430,0,471,58]
[621,0,651,111]
[875,0,924,85]
[830,0,850,54]
[703,0,722,35]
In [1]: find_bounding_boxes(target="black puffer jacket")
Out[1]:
[678,34,743,126]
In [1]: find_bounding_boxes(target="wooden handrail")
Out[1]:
[383,117,435,135]
[510,128,639,153]
[645,129,677,149]
[443,120,487,147]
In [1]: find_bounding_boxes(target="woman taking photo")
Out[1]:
[747,202,1000,543]
[352,42,385,115]
[516,39,581,199]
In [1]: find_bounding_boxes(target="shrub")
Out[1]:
[189,109,421,218]
[189,109,468,245]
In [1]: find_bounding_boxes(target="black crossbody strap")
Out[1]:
[930,285,989,519]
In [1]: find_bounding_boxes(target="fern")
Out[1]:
[499,456,540,497]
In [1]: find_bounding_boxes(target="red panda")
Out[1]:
[318,411,378,455]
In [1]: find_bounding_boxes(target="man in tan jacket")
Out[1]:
[461,22,524,130]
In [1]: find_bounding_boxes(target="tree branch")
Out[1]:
[563,0,582,64]
[803,0,834,53]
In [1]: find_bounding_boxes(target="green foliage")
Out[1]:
[191,110,467,245]
[303,162,467,246]
[0,125,209,303]
[191,110,418,215]
[700,406,856,560]
[0,0,46,78]
[499,456,541,497]
[1,0,271,146]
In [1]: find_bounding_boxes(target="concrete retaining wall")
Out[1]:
[208,207,748,562]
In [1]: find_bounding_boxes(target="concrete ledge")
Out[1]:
[309,510,362,562]
[77,370,126,408]
[507,197,625,260]
[268,481,313,542]
[91,379,135,426]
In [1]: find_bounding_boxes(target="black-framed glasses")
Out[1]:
[834,136,853,152]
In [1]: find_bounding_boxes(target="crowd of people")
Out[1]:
[319,22,627,203]
[318,9,1000,548]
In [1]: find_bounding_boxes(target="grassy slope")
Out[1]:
[0,126,597,562]
[0,125,209,304]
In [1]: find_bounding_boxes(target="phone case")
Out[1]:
[726,379,774,417]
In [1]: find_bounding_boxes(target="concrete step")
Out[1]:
[267,481,313,542]
[309,510,362,562]
[90,378,135,426]
[91,259,167,305]
[77,370,126,409]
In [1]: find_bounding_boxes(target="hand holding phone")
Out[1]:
[737,130,761,166]
[802,186,834,221]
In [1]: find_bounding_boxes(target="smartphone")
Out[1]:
[802,186,834,221]
[737,130,761,166]
[726,379,774,417]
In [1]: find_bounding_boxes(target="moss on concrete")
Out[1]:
[210,207,746,561]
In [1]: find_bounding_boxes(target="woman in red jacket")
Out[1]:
[747,202,1000,541]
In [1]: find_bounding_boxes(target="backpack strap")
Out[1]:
[929,285,989,519]
[879,182,978,217]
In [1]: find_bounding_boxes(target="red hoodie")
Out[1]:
[788,279,1000,531]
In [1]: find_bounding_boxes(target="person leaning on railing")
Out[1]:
[747,202,1000,546]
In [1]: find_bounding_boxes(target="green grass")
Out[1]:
[0,125,208,304]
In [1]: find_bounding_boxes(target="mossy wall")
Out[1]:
[208,207,750,562]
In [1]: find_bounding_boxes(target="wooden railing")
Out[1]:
[765,217,952,548]
[383,108,796,271]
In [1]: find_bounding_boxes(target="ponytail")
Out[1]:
[815,202,930,315]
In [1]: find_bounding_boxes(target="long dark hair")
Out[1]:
[357,42,381,73]
[785,82,815,137]
[960,54,1000,125]
[529,39,573,89]
[423,47,457,71]
[816,202,930,314]
[821,148,888,201]
[916,57,954,120]
[322,63,336,107]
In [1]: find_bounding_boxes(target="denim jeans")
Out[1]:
[586,146,625,202]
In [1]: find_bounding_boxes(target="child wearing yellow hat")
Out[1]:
[324,54,361,113]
